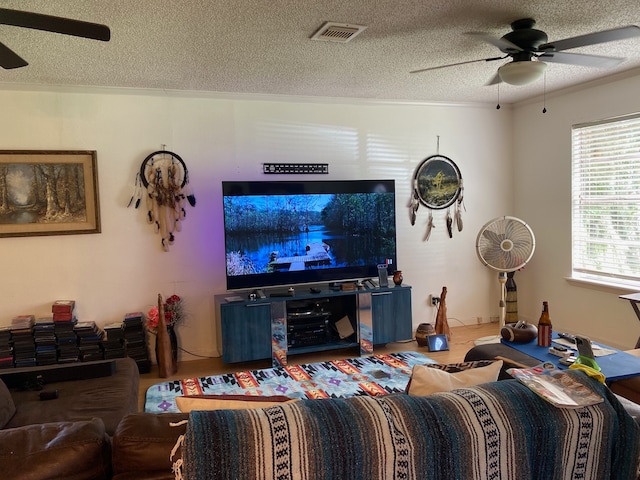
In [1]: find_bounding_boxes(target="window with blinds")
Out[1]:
[572,113,640,288]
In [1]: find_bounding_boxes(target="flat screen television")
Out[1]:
[222,180,397,291]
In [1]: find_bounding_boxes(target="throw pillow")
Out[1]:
[176,394,298,413]
[0,379,16,429]
[406,360,503,396]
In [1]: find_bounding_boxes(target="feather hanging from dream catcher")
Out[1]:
[128,149,196,251]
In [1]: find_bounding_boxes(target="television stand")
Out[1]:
[215,284,413,366]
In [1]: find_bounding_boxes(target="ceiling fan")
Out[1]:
[0,8,110,70]
[411,18,640,86]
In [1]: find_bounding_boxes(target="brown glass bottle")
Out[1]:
[537,301,552,347]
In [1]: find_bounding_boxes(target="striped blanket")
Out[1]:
[179,371,639,480]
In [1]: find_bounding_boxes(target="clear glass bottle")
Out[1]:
[537,301,552,347]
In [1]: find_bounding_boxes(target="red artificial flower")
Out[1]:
[145,295,184,334]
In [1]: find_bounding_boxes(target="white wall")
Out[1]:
[513,72,640,350]
[0,87,512,360]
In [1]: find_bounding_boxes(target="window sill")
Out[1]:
[565,276,640,295]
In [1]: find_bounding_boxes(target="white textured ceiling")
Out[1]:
[2,0,640,105]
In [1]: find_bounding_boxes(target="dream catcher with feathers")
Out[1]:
[128,150,196,251]
[410,151,464,240]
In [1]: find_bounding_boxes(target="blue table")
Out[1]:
[501,333,640,382]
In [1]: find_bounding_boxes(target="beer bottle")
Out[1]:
[537,301,552,347]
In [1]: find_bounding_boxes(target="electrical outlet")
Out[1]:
[431,296,440,306]
[476,316,483,324]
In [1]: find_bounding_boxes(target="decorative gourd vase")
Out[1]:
[393,271,403,286]
[155,294,178,377]
[415,322,435,347]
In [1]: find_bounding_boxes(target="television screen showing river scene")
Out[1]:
[222,181,396,289]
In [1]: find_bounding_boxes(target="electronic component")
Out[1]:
[549,345,571,357]
[559,356,577,366]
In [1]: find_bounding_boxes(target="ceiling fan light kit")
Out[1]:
[498,60,547,85]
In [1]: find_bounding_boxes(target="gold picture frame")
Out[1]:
[0,150,100,237]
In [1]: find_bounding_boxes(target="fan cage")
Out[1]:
[476,216,535,272]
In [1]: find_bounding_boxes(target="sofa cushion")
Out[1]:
[6,357,138,435]
[0,378,16,428]
[112,412,188,479]
[407,360,502,396]
[176,394,298,412]
[0,418,110,480]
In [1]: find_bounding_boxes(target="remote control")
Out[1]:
[557,332,576,343]
[39,390,59,400]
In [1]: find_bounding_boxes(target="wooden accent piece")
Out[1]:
[156,294,177,378]
[435,286,451,340]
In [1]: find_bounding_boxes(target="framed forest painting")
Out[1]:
[0,150,100,237]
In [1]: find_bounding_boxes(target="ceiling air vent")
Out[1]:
[311,22,367,43]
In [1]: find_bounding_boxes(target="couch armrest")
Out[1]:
[112,412,188,479]
[0,418,110,480]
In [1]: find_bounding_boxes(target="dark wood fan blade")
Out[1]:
[410,56,503,74]
[467,33,523,53]
[0,8,110,41]
[0,41,27,69]
[539,25,640,52]
[539,51,624,68]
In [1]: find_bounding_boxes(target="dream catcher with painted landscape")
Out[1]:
[410,154,464,240]
[128,150,196,251]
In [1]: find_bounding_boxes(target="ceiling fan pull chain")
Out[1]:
[496,83,501,110]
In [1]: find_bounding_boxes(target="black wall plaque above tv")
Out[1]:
[263,163,329,174]
[222,180,397,291]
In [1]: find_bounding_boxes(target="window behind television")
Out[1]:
[222,180,397,291]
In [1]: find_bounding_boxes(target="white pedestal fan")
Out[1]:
[474,216,535,345]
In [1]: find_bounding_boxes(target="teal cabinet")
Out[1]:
[219,302,271,363]
[372,287,413,345]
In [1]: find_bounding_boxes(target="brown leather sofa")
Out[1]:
[0,358,187,480]
[111,412,188,480]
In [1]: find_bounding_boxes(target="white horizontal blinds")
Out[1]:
[572,113,640,285]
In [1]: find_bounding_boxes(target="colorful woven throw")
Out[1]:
[144,351,433,413]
